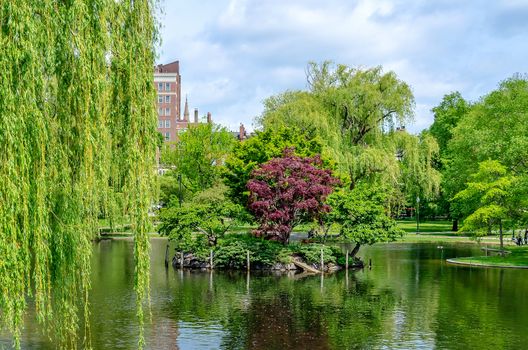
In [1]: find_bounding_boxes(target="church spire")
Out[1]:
[183,96,189,121]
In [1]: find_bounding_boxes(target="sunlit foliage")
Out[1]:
[0,0,158,348]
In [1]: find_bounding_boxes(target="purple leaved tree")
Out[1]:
[247,148,339,243]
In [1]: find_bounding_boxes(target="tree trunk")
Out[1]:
[350,243,361,258]
[499,220,504,254]
[452,219,458,232]
[349,176,356,190]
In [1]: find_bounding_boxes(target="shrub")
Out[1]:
[214,234,286,268]
[291,243,338,264]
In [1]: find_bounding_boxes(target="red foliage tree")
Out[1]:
[247,149,340,243]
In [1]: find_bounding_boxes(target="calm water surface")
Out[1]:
[3,239,528,349]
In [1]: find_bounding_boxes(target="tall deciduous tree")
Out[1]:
[327,185,404,257]
[0,1,158,348]
[162,122,235,195]
[445,75,528,230]
[429,92,471,161]
[223,125,328,206]
[453,161,517,252]
[159,184,244,247]
[427,92,471,227]
[247,149,339,243]
[258,62,440,213]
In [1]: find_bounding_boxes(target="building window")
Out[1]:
[158,95,163,103]
[165,107,170,116]
[165,95,171,103]
[164,132,170,141]
[158,108,163,116]
[165,83,170,91]
[157,82,163,91]
[158,120,163,128]
[164,120,170,128]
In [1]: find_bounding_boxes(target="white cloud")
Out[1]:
[158,0,528,134]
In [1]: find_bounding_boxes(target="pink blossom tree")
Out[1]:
[247,149,339,243]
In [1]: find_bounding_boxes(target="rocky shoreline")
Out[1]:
[172,252,363,272]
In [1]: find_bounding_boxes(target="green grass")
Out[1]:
[396,232,513,244]
[396,219,453,233]
[398,233,474,243]
[451,246,528,267]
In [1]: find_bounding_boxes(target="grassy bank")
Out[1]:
[396,219,453,233]
[397,232,512,244]
[448,246,528,267]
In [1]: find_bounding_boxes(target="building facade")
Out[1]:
[154,60,209,142]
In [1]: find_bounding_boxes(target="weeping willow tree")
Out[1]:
[0,0,158,348]
[258,62,440,213]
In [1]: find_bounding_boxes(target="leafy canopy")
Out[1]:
[0,0,158,348]
[159,184,244,248]
[222,125,328,206]
[453,160,516,238]
[258,62,439,212]
[247,149,340,243]
[446,75,528,202]
[327,185,404,250]
[162,122,235,194]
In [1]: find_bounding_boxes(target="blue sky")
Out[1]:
[158,0,528,133]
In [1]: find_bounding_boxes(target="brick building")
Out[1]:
[155,60,210,142]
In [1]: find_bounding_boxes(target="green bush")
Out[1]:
[293,243,338,264]
[214,234,286,268]
[214,239,248,268]
[173,234,210,260]
[172,232,350,269]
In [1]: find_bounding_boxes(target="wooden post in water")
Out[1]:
[164,244,169,268]
[246,250,250,271]
[320,248,324,273]
[246,270,250,293]
[210,249,214,269]
[345,250,349,269]
[180,251,184,269]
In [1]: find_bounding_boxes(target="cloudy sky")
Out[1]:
[158,0,528,133]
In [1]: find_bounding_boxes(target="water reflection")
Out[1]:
[1,240,528,349]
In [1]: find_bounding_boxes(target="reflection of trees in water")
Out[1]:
[359,243,528,349]
[158,269,396,349]
[433,266,528,349]
[14,241,528,349]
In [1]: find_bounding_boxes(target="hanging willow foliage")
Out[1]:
[258,62,441,212]
[0,0,158,348]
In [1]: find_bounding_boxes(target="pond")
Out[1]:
[2,239,528,349]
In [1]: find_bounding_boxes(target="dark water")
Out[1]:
[2,239,528,349]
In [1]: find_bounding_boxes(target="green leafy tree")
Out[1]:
[427,92,471,225]
[429,92,471,161]
[257,62,440,214]
[308,62,414,146]
[222,125,327,206]
[453,160,516,251]
[327,185,404,257]
[0,1,157,347]
[159,184,244,247]
[162,123,235,194]
[445,75,528,230]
